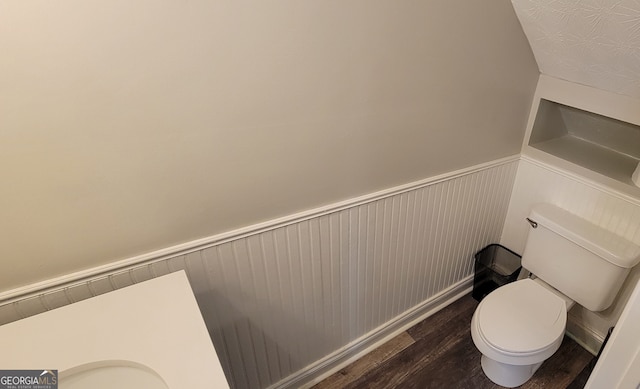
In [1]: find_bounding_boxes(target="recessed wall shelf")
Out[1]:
[523,76,640,200]
[530,99,640,185]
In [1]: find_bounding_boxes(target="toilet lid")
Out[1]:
[476,279,567,354]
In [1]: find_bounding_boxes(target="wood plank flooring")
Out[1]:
[314,294,595,389]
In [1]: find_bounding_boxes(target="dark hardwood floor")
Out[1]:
[314,294,595,389]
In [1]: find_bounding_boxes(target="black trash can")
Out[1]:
[472,244,522,302]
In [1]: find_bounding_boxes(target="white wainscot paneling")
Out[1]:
[0,158,518,389]
[501,156,640,353]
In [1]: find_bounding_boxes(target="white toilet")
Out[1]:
[471,204,640,388]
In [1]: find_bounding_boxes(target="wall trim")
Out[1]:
[566,315,605,356]
[268,276,474,389]
[0,155,518,304]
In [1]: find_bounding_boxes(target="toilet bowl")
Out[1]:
[470,278,568,387]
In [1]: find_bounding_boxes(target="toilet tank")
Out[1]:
[522,204,640,312]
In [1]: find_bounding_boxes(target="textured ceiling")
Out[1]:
[511,0,640,99]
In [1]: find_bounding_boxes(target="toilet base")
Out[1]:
[480,355,543,388]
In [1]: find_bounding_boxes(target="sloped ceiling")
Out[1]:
[511,0,640,99]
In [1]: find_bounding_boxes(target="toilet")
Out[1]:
[471,204,640,388]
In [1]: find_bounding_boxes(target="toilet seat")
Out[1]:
[475,278,567,356]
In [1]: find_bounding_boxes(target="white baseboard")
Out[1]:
[269,276,474,389]
[566,315,605,356]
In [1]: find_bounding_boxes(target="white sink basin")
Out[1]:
[0,271,228,388]
[62,362,169,389]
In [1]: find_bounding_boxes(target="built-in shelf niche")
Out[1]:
[528,99,640,192]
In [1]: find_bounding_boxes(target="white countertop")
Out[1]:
[0,271,229,388]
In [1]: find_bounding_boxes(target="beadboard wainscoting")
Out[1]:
[0,157,518,389]
[501,156,640,354]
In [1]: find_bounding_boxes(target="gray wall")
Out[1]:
[0,0,538,291]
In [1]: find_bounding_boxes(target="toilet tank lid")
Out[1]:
[530,204,640,268]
